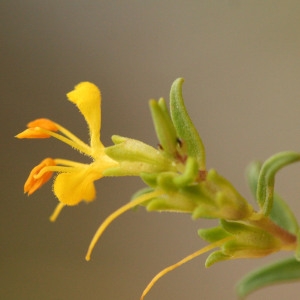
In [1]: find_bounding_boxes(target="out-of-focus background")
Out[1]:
[2,1,300,299]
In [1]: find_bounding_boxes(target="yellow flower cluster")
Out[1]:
[16,82,117,221]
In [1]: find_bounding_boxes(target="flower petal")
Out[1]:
[67,82,102,149]
[53,168,101,206]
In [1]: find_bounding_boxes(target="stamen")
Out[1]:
[24,158,55,195]
[85,190,164,261]
[27,118,59,132]
[15,128,51,139]
[35,128,92,156]
[54,123,92,151]
[140,236,233,300]
[34,164,86,179]
[34,166,66,179]
[49,202,65,222]
[54,159,89,167]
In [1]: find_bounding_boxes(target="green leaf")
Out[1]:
[170,78,206,170]
[256,151,300,215]
[245,161,262,198]
[236,257,300,299]
[270,194,299,235]
[246,161,299,234]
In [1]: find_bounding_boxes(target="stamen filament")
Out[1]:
[34,166,76,178]
[55,123,91,150]
[49,202,65,222]
[85,190,164,261]
[54,158,89,167]
[34,157,92,179]
[140,236,233,300]
[36,128,92,156]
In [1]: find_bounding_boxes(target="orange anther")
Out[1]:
[24,158,56,195]
[27,118,58,131]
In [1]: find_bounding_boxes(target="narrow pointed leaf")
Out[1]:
[246,161,299,234]
[236,257,300,299]
[170,78,206,170]
[256,151,300,215]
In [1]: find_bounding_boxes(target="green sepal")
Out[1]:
[246,161,299,234]
[145,195,196,213]
[236,257,300,299]
[205,251,231,267]
[256,151,300,215]
[206,169,253,220]
[192,191,234,220]
[156,157,199,191]
[104,162,164,176]
[104,135,174,176]
[198,226,230,243]
[142,171,215,213]
[172,156,199,188]
[220,220,282,257]
[149,98,178,158]
[170,78,206,170]
[140,172,159,188]
[143,178,214,213]
[221,219,266,239]
[108,135,167,164]
[193,167,255,220]
[156,172,179,192]
[105,135,170,167]
[141,157,199,190]
[192,205,219,219]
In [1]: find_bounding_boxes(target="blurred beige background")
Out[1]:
[2,1,300,299]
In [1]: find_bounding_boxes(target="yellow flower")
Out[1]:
[16,82,118,221]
